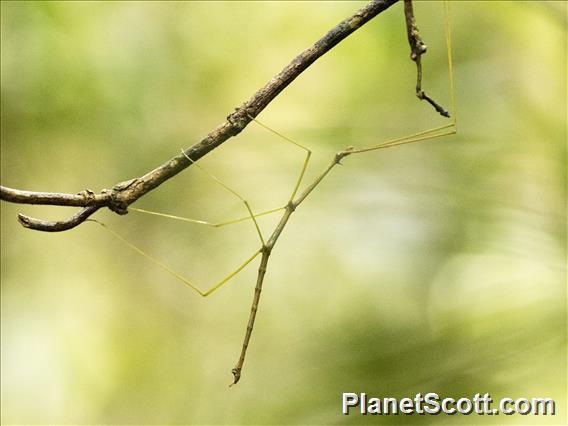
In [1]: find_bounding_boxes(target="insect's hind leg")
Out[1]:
[89,219,262,297]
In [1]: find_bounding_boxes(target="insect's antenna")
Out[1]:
[444,0,457,127]
[247,114,312,202]
[348,125,454,155]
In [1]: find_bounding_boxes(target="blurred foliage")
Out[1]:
[1,1,566,424]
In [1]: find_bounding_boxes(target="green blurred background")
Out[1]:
[1,1,566,424]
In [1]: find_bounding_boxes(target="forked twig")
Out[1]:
[404,0,450,117]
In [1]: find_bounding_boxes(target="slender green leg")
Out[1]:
[96,123,314,299]
[129,205,287,228]
[89,219,262,297]
[131,118,313,229]
[91,149,279,297]
[248,116,312,202]
[180,150,266,246]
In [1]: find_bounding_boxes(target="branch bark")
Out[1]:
[0,0,399,232]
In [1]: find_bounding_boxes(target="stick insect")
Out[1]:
[92,0,458,385]
[3,0,457,385]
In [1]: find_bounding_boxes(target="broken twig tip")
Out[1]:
[17,213,32,228]
[230,368,241,387]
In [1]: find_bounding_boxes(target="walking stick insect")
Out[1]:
[0,0,456,385]
[99,0,457,385]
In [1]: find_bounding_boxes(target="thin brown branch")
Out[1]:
[0,0,399,232]
[404,0,450,117]
[0,186,111,207]
[18,206,100,232]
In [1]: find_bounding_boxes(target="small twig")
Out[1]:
[0,186,111,207]
[17,206,100,232]
[404,0,450,117]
